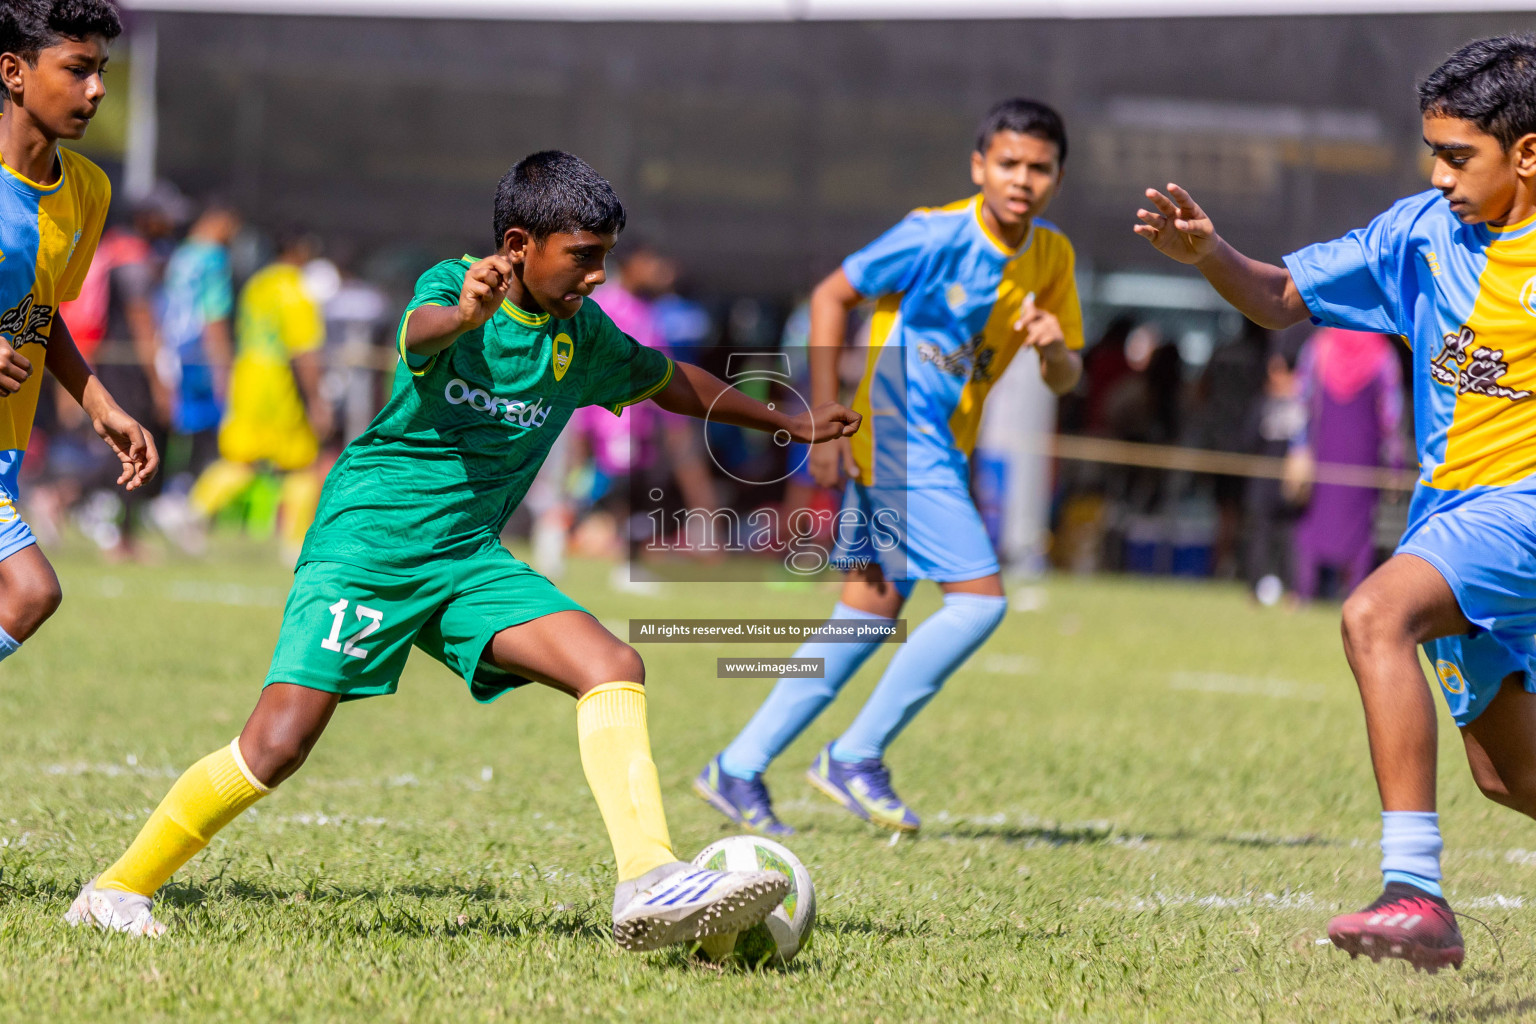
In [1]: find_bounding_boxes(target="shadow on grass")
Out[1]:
[929,822,1127,846]
[1426,995,1536,1022]
[647,917,922,976]
[1208,833,1340,849]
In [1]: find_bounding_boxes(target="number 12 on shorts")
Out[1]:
[322,598,384,660]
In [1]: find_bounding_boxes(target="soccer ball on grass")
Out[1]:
[692,835,816,966]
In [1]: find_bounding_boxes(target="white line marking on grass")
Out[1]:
[40,761,179,779]
[275,813,388,827]
[1010,586,1047,613]
[1506,849,1536,867]
[1464,894,1525,909]
[1169,672,1329,701]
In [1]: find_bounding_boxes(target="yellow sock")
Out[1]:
[97,739,271,897]
[189,459,256,518]
[278,469,322,552]
[575,682,676,881]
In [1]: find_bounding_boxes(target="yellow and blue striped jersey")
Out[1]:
[0,147,109,501]
[1284,189,1536,532]
[842,194,1083,489]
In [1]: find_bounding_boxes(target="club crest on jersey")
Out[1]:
[551,332,574,381]
[1429,325,1532,402]
[945,283,968,312]
[1435,660,1466,696]
[918,333,996,384]
[0,294,53,350]
[1520,274,1536,319]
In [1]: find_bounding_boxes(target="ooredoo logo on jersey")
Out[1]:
[444,377,553,429]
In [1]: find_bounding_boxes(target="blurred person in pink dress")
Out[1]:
[1289,327,1405,600]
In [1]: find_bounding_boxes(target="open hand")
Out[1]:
[1134,183,1220,265]
[458,255,516,330]
[1013,292,1065,351]
[0,340,33,395]
[93,405,159,491]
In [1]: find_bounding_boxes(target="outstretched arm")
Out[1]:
[651,360,860,444]
[403,255,515,359]
[46,314,159,490]
[1135,183,1311,330]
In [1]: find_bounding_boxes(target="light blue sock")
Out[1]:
[1381,811,1443,897]
[0,624,17,664]
[831,593,1007,763]
[718,603,894,778]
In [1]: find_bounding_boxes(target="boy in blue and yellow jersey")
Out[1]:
[699,99,1084,836]
[0,0,157,665]
[1136,34,1536,973]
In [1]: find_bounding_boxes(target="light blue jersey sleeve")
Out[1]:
[202,248,234,322]
[1282,201,1414,336]
[842,211,933,299]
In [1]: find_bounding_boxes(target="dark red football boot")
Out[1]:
[1327,881,1465,973]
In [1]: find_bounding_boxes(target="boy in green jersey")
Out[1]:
[68,151,860,950]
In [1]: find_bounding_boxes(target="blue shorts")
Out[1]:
[1399,487,1536,726]
[0,496,36,562]
[830,481,999,588]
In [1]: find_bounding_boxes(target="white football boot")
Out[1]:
[611,860,788,952]
[64,878,166,937]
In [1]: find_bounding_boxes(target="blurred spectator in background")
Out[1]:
[186,231,332,562]
[156,201,239,489]
[569,243,719,586]
[1105,323,1183,511]
[1197,318,1270,577]
[43,188,184,557]
[322,253,390,443]
[1288,327,1404,601]
[1242,340,1306,604]
[1081,314,1134,437]
[650,255,713,359]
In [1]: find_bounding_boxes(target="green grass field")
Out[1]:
[4,542,1535,1022]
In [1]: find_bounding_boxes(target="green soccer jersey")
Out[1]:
[300,257,674,570]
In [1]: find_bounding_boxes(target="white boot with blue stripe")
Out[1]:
[611,859,789,952]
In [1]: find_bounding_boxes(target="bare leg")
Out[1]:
[485,610,644,698]
[1340,553,1470,811]
[0,544,62,640]
[940,572,1005,598]
[840,560,908,619]
[1461,674,1536,819]
[237,683,341,787]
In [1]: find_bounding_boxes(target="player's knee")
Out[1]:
[1340,588,1402,652]
[1492,771,1536,818]
[241,727,318,787]
[605,644,647,686]
[4,571,62,637]
[580,643,646,693]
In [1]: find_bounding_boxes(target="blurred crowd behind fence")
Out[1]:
[25,6,1496,603]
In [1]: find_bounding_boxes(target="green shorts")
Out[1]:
[266,548,587,703]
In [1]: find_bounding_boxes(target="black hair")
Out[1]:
[1419,34,1536,151]
[492,150,626,249]
[0,0,121,63]
[975,98,1068,165]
